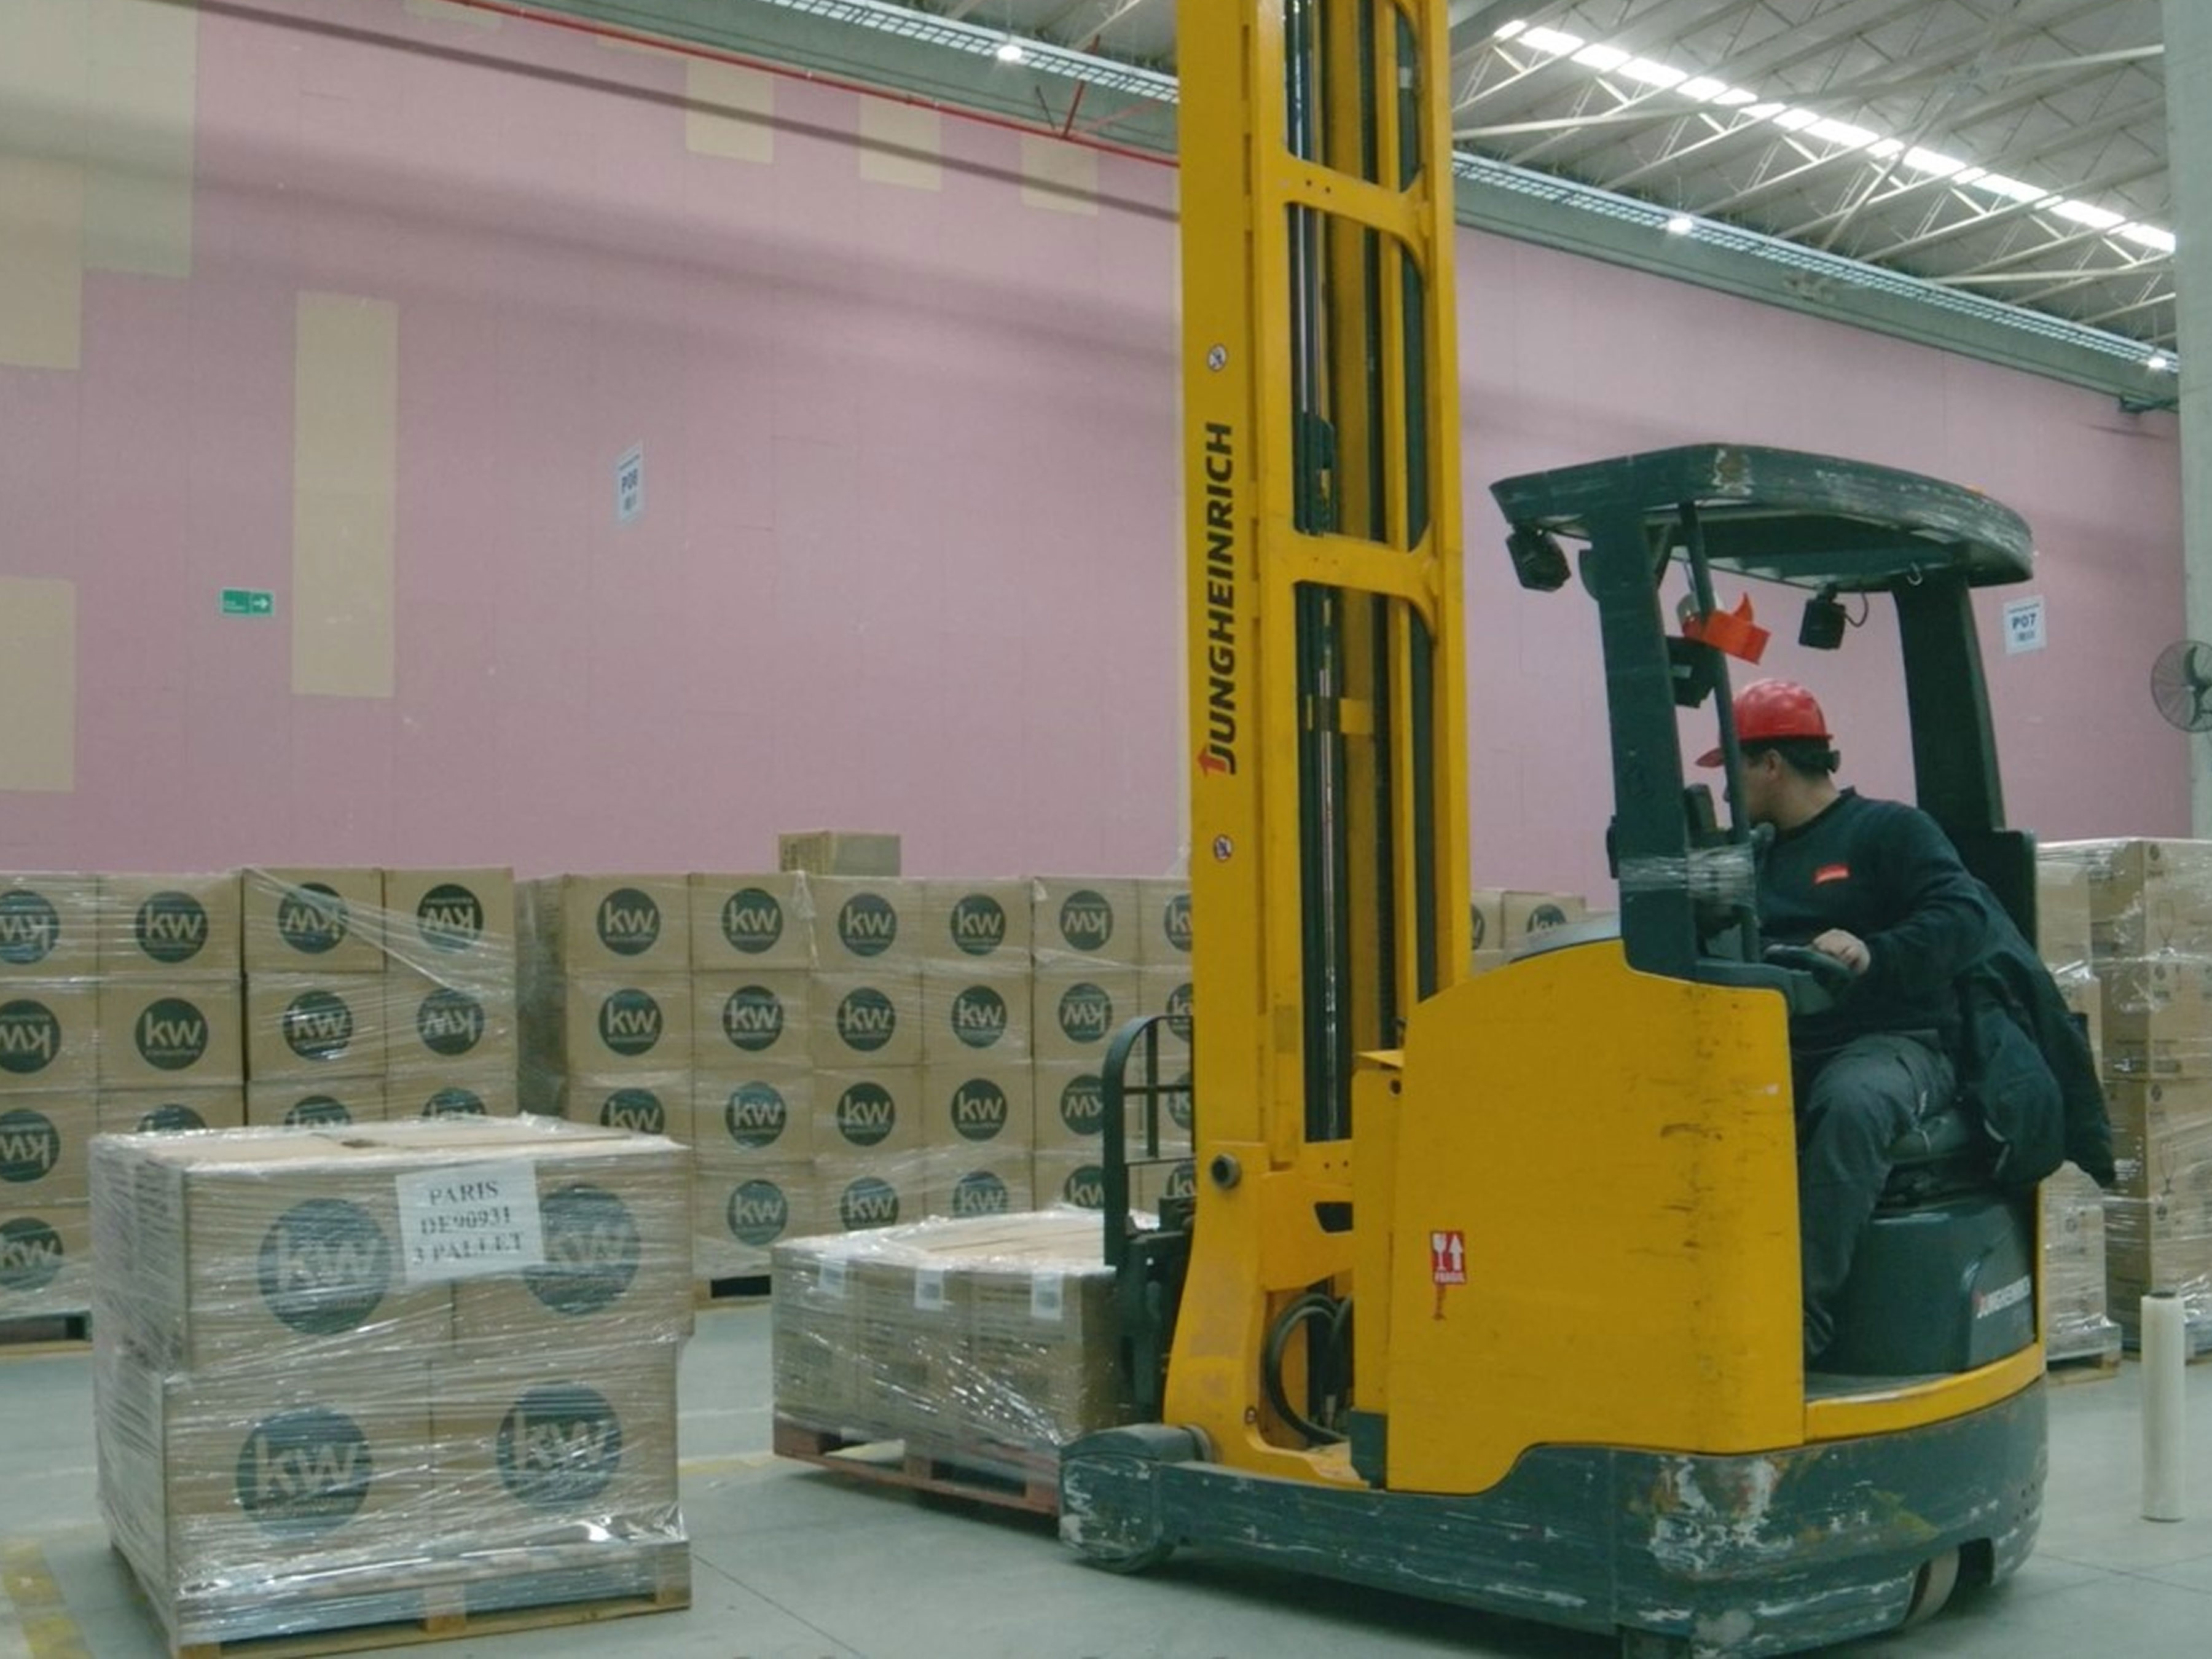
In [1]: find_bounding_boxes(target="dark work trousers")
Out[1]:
[1794,1032,1956,1362]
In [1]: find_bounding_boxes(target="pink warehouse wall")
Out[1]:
[0,0,2184,904]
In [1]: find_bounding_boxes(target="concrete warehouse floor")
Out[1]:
[3,1311,2211,1658]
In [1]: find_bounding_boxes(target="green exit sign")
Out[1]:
[220,589,275,618]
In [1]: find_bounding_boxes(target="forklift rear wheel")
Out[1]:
[1073,1536,1176,1575]
[1902,1548,1961,1628]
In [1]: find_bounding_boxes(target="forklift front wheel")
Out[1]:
[1075,1536,1177,1576]
[1902,1548,1961,1628]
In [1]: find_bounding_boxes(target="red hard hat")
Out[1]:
[1695,678,1830,767]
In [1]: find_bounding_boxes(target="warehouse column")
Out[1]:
[2170,2,2212,833]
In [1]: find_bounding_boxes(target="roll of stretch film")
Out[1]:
[2142,1292,2187,1522]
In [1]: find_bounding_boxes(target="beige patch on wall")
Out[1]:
[0,578,77,792]
[859,99,941,192]
[292,294,398,700]
[0,0,91,368]
[83,0,198,278]
[1020,135,1098,216]
[685,60,774,163]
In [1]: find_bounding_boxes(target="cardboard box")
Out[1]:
[2099,957,2212,1078]
[2057,967,2103,1075]
[1134,879,1193,967]
[245,1077,387,1128]
[1031,967,1139,1065]
[385,1068,520,1121]
[0,874,98,979]
[690,873,814,971]
[1471,887,1588,953]
[693,1068,814,1164]
[818,1157,922,1234]
[1031,878,1139,967]
[96,980,245,1088]
[426,1354,680,1548]
[779,831,901,877]
[813,1067,926,1161]
[809,877,921,967]
[2035,860,2094,973]
[811,968,924,1069]
[97,1088,248,1136]
[693,971,812,1070]
[960,1250,1126,1446]
[769,1240,858,1424]
[696,1162,817,1276]
[1135,1155,1198,1212]
[1137,967,1193,1054]
[920,1063,1034,1153]
[1032,1148,1108,1211]
[2044,839,2212,959]
[99,873,241,978]
[565,1076,689,1141]
[0,1093,94,1204]
[380,868,515,974]
[525,876,691,975]
[562,977,692,1075]
[386,968,517,1075]
[0,981,96,1089]
[243,976,391,1083]
[2104,1078,2212,1199]
[0,1201,88,1317]
[241,868,386,975]
[920,963,1032,1064]
[925,1150,1033,1221]
[917,881,1033,968]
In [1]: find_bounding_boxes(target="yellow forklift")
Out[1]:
[1064,4,2050,1653]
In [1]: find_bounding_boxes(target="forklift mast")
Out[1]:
[1171,0,1472,1457]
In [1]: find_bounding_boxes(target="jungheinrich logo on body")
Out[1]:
[0,1217,65,1290]
[0,1000,61,1076]
[525,1185,642,1315]
[1196,421,1240,777]
[0,890,60,966]
[275,883,351,955]
[135,890,210,965]
[837,893,899,958]
[597,1088,665,1134]
[595,888,661,957]
[256,1199,392,1335]
[415,883,485,952]
[234,1408,373,1534]
[948,893,1008,957]
[597,989,664,1057]
[720,887,785,954]
[136,996,210,1070]
[496,1383,623,1508]
[728,1179,791,1245]
[724,1081,790,1150]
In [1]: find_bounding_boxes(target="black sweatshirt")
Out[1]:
[1757,789,1990,1053]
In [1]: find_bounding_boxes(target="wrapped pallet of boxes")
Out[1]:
[518,876,691,1127]
[90,1116,692,1650]
[2031,855,2118,1363]
[771,1210,1129,1483]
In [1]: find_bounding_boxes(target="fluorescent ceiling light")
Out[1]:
[1744,101,1784,119]
[1806,118,1877,148]
[1571,42,1629,71]
[1771,108,1819,131]
[1975,173,2046,203]
[1494,18,1528,38]
[2148,351,2173,372]
[2053,200,2126,231]
[1904,148,1968,178]
[1666,213,1695,235]
[1869,138,1905,159]
[995,37,1024,62]
[1709,87,1759,107]
[1678,76,1728,100]
[2119,224,2177,253]
[1620,58,1687,88]
[1519,25,1585,55]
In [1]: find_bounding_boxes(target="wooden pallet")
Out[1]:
[2046,1343,2123,1385]
[694,1273,771,1307]
[0,1309,90,1353]
[163,1569,688,1658]
[773,1414,1059,1516]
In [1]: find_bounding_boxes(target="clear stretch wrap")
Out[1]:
[90,1116,692,1649]
[772,1209,1136,1462]
[1614,845,1757,909]
[2041,1165,2119,1360]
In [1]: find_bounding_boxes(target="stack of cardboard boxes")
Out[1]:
[2031,859,2119,1362]
[1468,887,1591,975]
[91,1116,691,1649]
[2043,838,2212,1351]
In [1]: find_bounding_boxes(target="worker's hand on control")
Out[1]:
[1810,929,1871,976]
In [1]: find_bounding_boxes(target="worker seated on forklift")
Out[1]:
[1704,678,1994,1363]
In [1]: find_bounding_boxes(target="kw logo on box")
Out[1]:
[0,1108,61,1182]
[1059,890,1113,954]
[835,988,896,1053]
[1059,1075,1105,1138]
[235,1408,372,1534]
[1057,982,1113,1045]
[720,986,785,1053]
[1061,1164,1106,1210]
[598,1088,665,1134]
[526,1185,642,1315]
[1165,1072,1194,1132]
[834,1081,897,1148]
[1165,982,1194,1044]
[839,1175,900,1230]
[135,891,210,965]
[415,884,485,951]
[721,888,785,954]
[0,890,60,965]
[498,1384,624,1508]
[951,1170,1011,1217]
[951,1078,1010,1142]
[1163,890,1193,953]
[285,1096,353,1126]
[137,1102,208,1133]
[598,989,664,1057]
[949,984,1008,1049]
[275,884,351,955]
[0,1000,60,1074]
[729,1179,791,1245]
[0,1217,65,1290]
[136,997,210,1070]
[283,991,356,1062]
[257,1199,391,1334]
[724,1081,790,1149]
[1159,1159,1198,1201]
[595,888,661,957]
[421,1088,487,1118]
[836,894,898,958]
[949,893,1008,957]
[417,987,487,1057]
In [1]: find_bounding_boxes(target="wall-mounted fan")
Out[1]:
[2152,641,2212,733]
